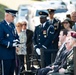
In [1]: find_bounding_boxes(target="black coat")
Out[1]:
[26,29,33,54]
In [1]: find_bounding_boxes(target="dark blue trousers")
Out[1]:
[3,59,15,75]
[37,68,51,75]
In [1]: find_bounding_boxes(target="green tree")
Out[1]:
[0,4,8,21]
[33,0,45,1]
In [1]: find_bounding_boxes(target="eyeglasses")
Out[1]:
[63,22,69,24]
[16,26,21,27]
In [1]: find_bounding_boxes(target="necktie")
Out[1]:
[41,24,44,28]
[9,23,12,28]
[9,23,15,35]
[50,20,52,23]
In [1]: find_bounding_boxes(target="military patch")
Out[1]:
[43,30,47,34]
[54,22,59,30]
[69,55,73,60]
[54,22,59,26]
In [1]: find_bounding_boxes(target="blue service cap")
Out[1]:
[47,9,56,14]
[39,11,48,18]
[5,8,18,16]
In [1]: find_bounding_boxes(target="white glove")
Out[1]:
[13,42,18,47]
[36,48,41,55]
[13,39,20,42]
[13,39,20,44]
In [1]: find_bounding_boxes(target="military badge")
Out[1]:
[7,34,9,37]
[43,30,46,34]
[54,22,59,29]
[54,22,58,26]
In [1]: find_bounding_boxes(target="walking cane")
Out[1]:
[1,60,4,75]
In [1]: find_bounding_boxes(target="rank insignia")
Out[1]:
[43,30,46,34]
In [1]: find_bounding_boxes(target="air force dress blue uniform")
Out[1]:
[47,9,62,64]
[0,9,18,75]
[33,11,55,66]
[33,22,54,49]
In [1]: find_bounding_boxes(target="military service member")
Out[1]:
[33,11,54,66]
[0,9,19,75]
[47,32,75,75]
[47,8,62,63]
[36,29,68,75]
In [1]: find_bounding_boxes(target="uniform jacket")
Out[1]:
[64,50,73,74]
[0,20,19,59]
[53,44,66,65]
[48,18,62,49]
[47,49,73,75]
[33,21,54,49]
[53,49,73,72]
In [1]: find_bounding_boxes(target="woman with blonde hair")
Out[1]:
[15,22,27,75]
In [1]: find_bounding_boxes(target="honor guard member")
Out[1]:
[0,8,19,75]
[33,11,54,66]
[47,8,62,63]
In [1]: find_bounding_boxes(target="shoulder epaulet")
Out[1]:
[35,25,40,28]
[0,20,5,25]
[56,18,61,22]
[0,21,3,25]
